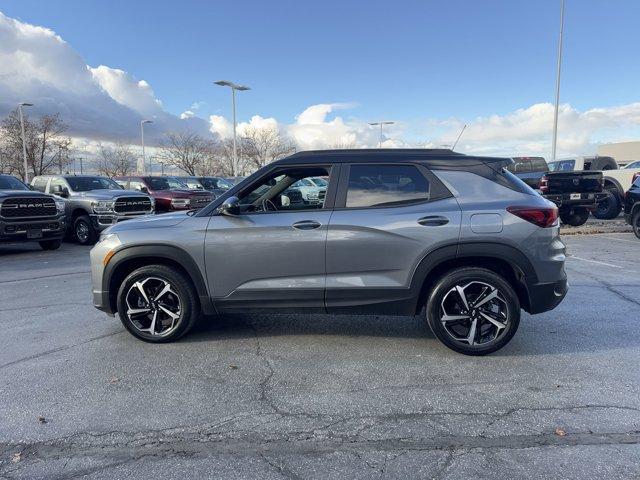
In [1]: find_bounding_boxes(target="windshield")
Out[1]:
[0,175,29,190]
[67,176,122,192]
[311,177,328,187]
[548,160,575,172]
[146,177,187,191]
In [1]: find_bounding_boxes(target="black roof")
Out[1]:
[274,149,510,169]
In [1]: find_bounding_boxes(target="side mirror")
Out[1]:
[52,185,69,198]
[219,196,240,216]
[137,185,149,193]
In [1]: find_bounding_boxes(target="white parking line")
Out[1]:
[567,255,623,269]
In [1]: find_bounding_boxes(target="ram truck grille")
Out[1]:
[114,197,153,214]
[0,197,57,218]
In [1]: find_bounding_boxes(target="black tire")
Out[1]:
[593,188,622,219]
[39,239,62,250]
[425,267,521,356]
[116,264,200,343]
[559,207,590,227]
[633,210,640,240]
[74,215,97,245]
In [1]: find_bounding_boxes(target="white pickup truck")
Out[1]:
[547,156,640,219]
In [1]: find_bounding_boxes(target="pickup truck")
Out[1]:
[539,170,606,226]
[1,174,66,250]
[623,173,640,239]
[507,157,548,189]
[113,176,213,213]
[547,156,640,219]
[31,174,155,245]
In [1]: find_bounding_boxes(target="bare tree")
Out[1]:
[157,132,216,176]
[96,143,136,177]
[241,125,296,170]
[0,109,72,177]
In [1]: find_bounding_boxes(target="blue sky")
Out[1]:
[1,0,639,155]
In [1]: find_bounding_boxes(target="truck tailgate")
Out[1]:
[545,171,603,194]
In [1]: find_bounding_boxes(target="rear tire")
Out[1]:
[425,267,520,356]
[116,264,200,343]
[593,188,621,219]
[559,207,589,226]
[39,239,62,250]
[74,215,97,245]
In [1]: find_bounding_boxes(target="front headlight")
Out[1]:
[54,198,66,214]
[92,200,115,213]
[97,232,118,244]
[171,198,191,208]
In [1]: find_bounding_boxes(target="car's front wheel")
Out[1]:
[633,210,640,240]
[425,267,521,355]
[74,215,96,245]
[116,265,200,342]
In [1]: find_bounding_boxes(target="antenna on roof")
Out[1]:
[452,124,467,151]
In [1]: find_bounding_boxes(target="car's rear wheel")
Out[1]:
[559,207,589,226]
[116,265,199,342]
[39,239,62,250]
[74,215,96,245]
[633,210,640,240]
[593,187,621,219]
[426,267,520,355]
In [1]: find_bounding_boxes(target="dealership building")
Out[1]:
[597,141,640,165]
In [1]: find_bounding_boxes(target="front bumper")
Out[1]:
[525,272,568,314]
[0,215,65,243]
[90,212,153,231]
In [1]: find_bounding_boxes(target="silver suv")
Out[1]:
[90,149,567,355]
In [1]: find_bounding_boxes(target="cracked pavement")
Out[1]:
[0,233,639,479]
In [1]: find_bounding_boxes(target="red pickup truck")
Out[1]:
[114,176,213,213]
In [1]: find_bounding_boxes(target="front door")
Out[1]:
[204,164,338,312]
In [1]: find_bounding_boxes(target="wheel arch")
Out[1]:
[602,177,624,198]
[412,242,536,315]
[103,244,214,315]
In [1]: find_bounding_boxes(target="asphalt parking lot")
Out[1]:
[0,233,639,479]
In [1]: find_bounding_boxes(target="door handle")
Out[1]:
[417,216,449,226]
[292,220,322,230]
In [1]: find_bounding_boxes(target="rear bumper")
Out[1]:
[525,272,568,314]
[543,192,607,208]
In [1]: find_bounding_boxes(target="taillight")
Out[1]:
[507,206,558,228]
[539,175,549,193]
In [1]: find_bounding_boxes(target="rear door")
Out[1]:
[325,163,461,313]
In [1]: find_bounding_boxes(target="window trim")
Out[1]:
[333,162,452,211]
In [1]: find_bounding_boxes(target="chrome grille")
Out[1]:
[191,196,213,209]
[0,197,57,218]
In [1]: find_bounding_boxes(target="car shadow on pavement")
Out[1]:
[181,311,634,357]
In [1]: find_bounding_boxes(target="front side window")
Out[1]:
[0,175,29,190]
[237,167,330,213]
[31,177,48,192]
[66,176,121,192]
[345,164,430,208]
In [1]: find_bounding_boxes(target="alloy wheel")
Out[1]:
[440,281,509,346]
[76,221,89,243]
[125,277,182,337]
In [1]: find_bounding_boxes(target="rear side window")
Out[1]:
[346,165,430,208]
[32,177,48,192]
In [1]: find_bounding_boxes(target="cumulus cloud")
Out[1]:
[0,12,210,144]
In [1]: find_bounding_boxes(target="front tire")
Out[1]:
[39,239,62,250]
[116,265,200,343]
[425,267,520,355]
[559,207,589,226]
[74,215,96,245]
[633,210,640,240]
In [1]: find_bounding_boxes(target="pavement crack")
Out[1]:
[248,321,283,414]
[567,268,640,307]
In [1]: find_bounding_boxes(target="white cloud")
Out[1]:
[180,110,195,119]
[0,12,210,144]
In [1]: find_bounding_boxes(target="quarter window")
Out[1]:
[345,165,430,208]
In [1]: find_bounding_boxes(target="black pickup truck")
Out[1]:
[539,171,606,226]
[0,174,66,250]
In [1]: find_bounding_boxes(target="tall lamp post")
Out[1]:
[214,80,250,176]
[369,121,394,148]
[18,102,33,183]
[551,0,565,163]
[140,120,153,174]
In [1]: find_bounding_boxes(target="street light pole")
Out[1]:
[140,120,153,174]
[18,102,33,183]
[214,80,250,176]
[369,121,394,148]
[551,0,565,163]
